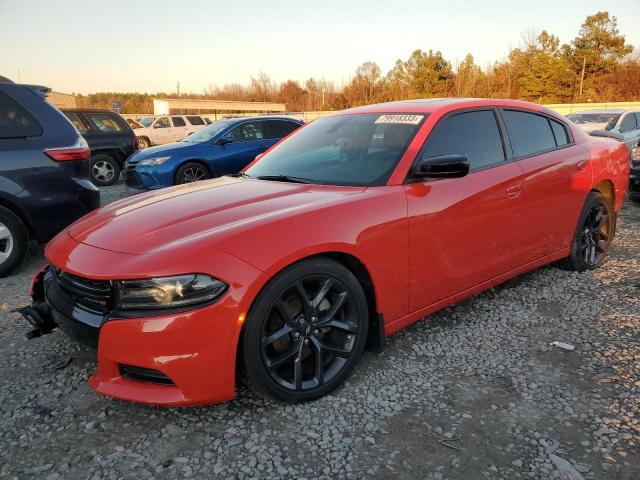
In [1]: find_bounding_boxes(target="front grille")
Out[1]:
[51,268,113,314]
[120,364,175,385]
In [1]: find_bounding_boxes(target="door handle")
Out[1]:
[576,160,588,171]
[506,184,522,198]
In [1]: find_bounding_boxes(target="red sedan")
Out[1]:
[23,99,629,406]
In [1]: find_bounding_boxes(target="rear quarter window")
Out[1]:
[86,113,124,133]
[186,115,205,126]
[267,120,301,139]
[0,91,43,138]
[503,110,556,157]
[550,119,570,146]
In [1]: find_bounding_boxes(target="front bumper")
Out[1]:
[124,163,165,190]
[23,242,263,406]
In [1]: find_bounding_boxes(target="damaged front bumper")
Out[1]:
[20,265,103,347]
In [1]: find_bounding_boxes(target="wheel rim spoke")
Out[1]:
[322,319,357,333]
[312,278,333,308]
[319,291,347,324]
[310,337,325,386]
[293,341,304,390]
[265,340,301,370]
[262,325,293,348]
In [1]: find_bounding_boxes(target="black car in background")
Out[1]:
[0,78,100,276]
[630,140,640,203]
[62,109,138,186]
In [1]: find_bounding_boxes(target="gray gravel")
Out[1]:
[0,181,639,479]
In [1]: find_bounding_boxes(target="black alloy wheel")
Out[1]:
[175,162,211,185]
[580,202,610,267]
[560,191,613,271]
[243,258,368,402]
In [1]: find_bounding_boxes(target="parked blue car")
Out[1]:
[125,116,304,188]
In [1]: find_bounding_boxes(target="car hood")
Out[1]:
[67,176,366,254]
[129,142,195,163]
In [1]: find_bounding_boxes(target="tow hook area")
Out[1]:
[19,302,57,340]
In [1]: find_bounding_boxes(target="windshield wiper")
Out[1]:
[255,174,322,184]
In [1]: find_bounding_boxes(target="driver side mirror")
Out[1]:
[413,154,470,179]
[217,135,233,146]
[152,123,160,129]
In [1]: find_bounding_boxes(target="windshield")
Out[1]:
[567,113,620,131]
[245,113,426,186]
[181,120,233,143]
[139,117,154,127]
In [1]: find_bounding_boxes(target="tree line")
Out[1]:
[76,11,638,114]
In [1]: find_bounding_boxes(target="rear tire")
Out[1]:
[175,162,211,185]
[90,154,121,186]
[0,206,28,277]
[558,192,613,272]
[242,257,369,403]
[137,137,151,149]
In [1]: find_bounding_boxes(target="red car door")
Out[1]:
[500,109,592,260]
[405,109,526,313]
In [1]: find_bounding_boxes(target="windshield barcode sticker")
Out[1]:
[375,114,424,125]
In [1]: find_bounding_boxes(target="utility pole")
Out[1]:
[177,81,180,98]
[579,56,586,100]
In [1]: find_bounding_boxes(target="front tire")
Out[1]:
[0,206,28,277]
[90,154,121,186]
[559,191,613,272]
[242,257,369,403]
[175,162,211,185]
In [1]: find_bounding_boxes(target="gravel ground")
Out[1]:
[0,181,639,480]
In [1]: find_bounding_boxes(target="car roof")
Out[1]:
[338,98,558,116]
[222,115,303,123]
[62,108,117,114]
[568,109,630,115]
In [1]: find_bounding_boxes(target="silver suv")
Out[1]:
[135,115,210,148]
[567,109,640,156]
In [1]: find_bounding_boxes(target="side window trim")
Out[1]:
[498,107,575,160]
[411,107,509,178]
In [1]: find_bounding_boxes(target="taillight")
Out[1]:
[44,136,91,162]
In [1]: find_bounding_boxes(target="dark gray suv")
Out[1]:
[0,77,100,276]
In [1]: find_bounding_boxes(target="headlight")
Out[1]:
[115,274,227,310]
[138,156,171,167]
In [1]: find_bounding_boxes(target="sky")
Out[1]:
[1,0,639,95]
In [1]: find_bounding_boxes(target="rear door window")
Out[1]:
[503,110,556,157]
[64,112,90,135]
[0,92,42,138]
[229,121,265,142]
[266,120,301,139]
[422,110,505,170]
[186,115,205,126]
[620,113,638,132]
[86,113,123,133]
[171,116,186,127]
[155,117,170,128]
